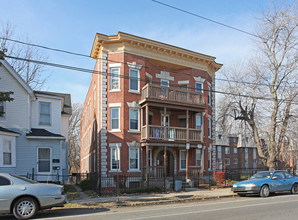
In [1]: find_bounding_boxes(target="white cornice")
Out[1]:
[90,32,223,77]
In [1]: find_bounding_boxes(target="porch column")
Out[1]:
[164,146,167,177]
[186,110,189,180]
[163,107,167,139]
[186,110,189,142]
[146,144,149,182]
[141,106,143,127]
[186,143,190,180]
[146,105,149,139]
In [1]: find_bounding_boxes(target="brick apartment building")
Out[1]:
[80,32,222,183]
[215,132,266,171]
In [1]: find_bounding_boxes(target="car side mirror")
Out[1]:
[272,176,278,180]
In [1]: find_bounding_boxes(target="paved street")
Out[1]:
[2,193,298,220]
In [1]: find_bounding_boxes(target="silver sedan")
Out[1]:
[0,173,66,219]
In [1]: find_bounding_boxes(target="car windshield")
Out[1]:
[250,171,273,179]
[10,174,38,184]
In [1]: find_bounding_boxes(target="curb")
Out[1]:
[66,194,236,209]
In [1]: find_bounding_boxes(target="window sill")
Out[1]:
[109,89,122,93]
[109,170,122,173]
[0,165,16,168]
[128,130,141,133]
[128,90,140,94]
[109,129,121,133]
[128,170,141,173]
[179,169,186,171]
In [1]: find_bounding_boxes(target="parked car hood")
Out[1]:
[235,178,269,186]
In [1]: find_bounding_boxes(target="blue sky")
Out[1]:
[0,0,283,103]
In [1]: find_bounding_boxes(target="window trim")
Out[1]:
[208,117,211,138]
[160,79,169,87]
[207,84,211,105]
[129,68,140,93]
[0,101,6,118]
[110,67,120,91]
[0,136,16,167]
[110,144,121,172]
[129,108,140,132]
[195,82,203,93]
[234,158,238,164]
[195,113,202,129]
[39,102,51,126]
[225,158,230,166]
[110,107,120,132]
[196,149,202,166]
[225,147,230,155]
[129,147,140,171]
[180,150,186,170]
[37,147,52,174]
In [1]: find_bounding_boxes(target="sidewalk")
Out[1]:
[69,188,235,206]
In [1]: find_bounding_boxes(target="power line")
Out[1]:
[151,0,298,52]
[3,54,297,104]
[1,36,296,89]
[0,37,90,58]
[151,0,260,39]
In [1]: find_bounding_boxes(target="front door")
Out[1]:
[157,150,174,176]
[37,147,52,181]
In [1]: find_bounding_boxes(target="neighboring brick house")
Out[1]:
[215,132,265,171]
[80,32,222,183]
[0,58,71,183]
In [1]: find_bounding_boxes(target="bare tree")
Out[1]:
[223,1,297,170]
[0,21,48,90]
[68,103,83,173]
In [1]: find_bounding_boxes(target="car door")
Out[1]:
[0,175,12,213]
[271,171,287,191]
[283,171,295,190]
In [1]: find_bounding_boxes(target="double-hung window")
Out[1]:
[208,117,211,138]
[129,148,139,170]
[39,102,51,125]
[0,101,5,118]
[180,150,186,170]
[110,107,120,130]
[161,79,169,97]
[129,108,139,131]
[110,145,121,171]
[196,149,202,166]
[225,158,230,166]
[195,83,203,93]
[3,140,12,165]
[129,69,139,92]
[225,147,230,155]
[195,113,202,129]
[208,85,211,105]
[110,67,120,90]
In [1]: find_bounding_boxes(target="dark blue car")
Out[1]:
[231,170,298,197]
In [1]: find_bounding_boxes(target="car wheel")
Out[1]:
[291,183,298,194]
[13,197,38,220]
[237,193,246,197]
[260,185,270,197]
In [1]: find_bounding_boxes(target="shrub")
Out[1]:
[80,179,93,191]
[63,184,77,193]
[210,178,217,186]
[213,172,225,184]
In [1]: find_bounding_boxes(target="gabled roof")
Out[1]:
[0,59,34,95]
[0,126,20,136]
[34,91,72,115]
[26,128,65,139]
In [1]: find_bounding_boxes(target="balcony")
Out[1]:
[140,84,205,107]
[141,125,203,143]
